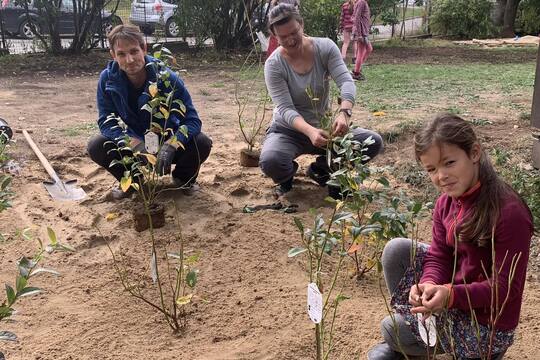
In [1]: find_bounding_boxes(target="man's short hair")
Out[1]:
[107,24,145,52]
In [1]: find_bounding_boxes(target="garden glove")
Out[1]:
[362,36,369,44]
[156,143,177,175]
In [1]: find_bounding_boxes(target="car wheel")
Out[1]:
[103,15,122,36]
[165,18,179,37]
[19,19,41,39]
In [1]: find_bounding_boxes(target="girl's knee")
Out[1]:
[382,238,411,267]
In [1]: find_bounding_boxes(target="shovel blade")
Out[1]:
[43,179,87,201]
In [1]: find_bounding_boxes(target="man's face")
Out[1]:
[110,38,147,78]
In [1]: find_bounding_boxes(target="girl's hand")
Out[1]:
[408,284,423,307]
[410,283,450,314]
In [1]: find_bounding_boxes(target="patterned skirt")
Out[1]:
[390,245,515,359]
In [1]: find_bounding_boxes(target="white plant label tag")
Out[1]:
[417,313,437,347]
[144,132,159,154]
[307,283,323,324]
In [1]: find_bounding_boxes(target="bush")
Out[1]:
[301,0,342,42]
[430,0,496,39]
[516,0,540,35]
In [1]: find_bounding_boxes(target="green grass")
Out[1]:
[357,62,536,114]
[59,123,97,137]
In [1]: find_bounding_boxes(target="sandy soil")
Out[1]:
[0,47,539,359]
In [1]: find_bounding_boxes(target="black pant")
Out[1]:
[87,132,212,185]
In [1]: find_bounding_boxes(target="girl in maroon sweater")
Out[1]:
[368,114,533,360]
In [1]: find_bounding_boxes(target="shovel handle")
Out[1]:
[22,129,61,183]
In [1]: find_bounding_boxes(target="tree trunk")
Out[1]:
[492,0,507,27]
[501,0,521,37]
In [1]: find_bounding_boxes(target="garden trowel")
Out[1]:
[22,129,86,201]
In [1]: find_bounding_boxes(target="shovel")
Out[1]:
[22,129,86,201]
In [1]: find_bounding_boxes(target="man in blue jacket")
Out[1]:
[87,25,212,200]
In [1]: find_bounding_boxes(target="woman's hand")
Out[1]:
[308,128,330,148]
[409,283,450,314]
[332,113,349,137]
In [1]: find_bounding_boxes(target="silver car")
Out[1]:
[129,0,179,37]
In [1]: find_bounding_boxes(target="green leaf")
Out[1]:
[31,267,60,276]
[0,330,17,342]
[18,286,41,297]
[293,217,304,233]
[16,276,27,293]
[186,270,198,288]
[47,227,57,245]
[0,305,13,318]
[288,247,307,258]
[5,284,16,305]
[377,177,390,187]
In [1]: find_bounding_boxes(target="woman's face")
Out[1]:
[273,19,304,50]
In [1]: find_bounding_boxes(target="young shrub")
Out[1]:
[430,0,496,39]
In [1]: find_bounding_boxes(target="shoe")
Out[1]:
[109,186,135,201]
[172,178,200,196]
[352,71,365,81]
[273,177,293,198]
[367,343,404,360]
[307,162,330,187]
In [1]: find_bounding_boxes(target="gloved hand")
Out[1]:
[156,143,177,175]
[362,36,369,44]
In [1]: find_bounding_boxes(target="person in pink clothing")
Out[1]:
[339,0,357,64]
[351,0,372,80]
[367,114,533,360]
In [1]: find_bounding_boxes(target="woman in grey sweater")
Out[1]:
[259,3,382,198]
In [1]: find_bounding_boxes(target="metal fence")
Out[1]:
[0,0,191,55]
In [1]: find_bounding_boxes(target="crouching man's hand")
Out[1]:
[156,142,177,175]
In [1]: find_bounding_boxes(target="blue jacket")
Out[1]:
[96,55,201,146]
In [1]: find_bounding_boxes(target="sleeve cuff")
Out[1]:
[443,283,454,308]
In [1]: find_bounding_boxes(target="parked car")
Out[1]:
[0,0,121,39]
[129,0,179,37]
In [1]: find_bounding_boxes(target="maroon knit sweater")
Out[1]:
[421,183,533,330]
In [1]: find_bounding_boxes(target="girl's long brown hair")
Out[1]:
[414,113,524,247]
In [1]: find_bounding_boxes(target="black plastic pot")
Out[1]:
[0,118,13,141]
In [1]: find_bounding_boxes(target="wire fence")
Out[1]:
[0,0,194,55]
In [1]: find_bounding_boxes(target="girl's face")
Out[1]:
[419,142,481,198]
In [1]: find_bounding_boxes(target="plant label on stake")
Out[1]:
[144,132,159,154]
[307,283,322,324]
[417,313,437,347]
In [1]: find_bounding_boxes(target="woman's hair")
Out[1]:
[268,3,303,35]
[107,24,145,53]
[414,113,523,247]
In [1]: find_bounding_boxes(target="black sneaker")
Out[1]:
[172,178,200,196]
[108,186,135,201]
[306,162,330,187]
[367,342,404,360]
[273,177,293,198]
[351,71,365,81]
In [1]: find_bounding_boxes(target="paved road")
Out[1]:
[372,17,424,39]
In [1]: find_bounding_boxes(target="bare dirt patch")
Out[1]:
[0,47,539,359]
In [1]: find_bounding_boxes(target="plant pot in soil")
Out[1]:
[133,203,165,232]
[240,148,260,167]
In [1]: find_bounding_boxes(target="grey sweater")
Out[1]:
[264,37,356,131]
